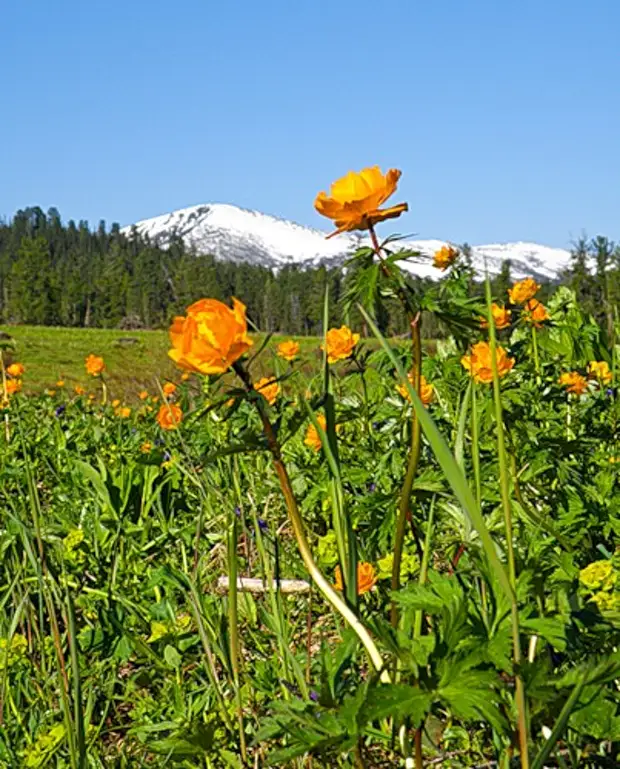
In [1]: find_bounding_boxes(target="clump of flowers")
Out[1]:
[277,339,300,361]
[169,298,253,374]
[0,633,28,670]
[376,551,419,581]
[85,354,105,376]
[157,402,182,430]
[559,371,588,395]
[314,166,407,238]
[396,373,434,405]
[461,341,515,384]
[5,379,22,395]
[322,326,360,364]
[253,376,279,406]
[579,559,619,614]
[588,360,612,385]
[433,245,459,271]
[508,277,540,304]
[334,562,377,595]
[481,303,512,330]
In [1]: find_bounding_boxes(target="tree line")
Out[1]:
[0,206,616,336]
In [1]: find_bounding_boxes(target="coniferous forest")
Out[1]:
[0,206,617,336]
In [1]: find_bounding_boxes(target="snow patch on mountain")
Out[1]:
[123,203,571,280]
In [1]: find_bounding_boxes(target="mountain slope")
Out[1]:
[123,203,571,280]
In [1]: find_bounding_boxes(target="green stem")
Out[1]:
[227,516,247,763]
[531,326,541,382]
[471,382,482,508]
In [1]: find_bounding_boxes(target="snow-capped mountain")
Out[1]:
[123,203,571,281]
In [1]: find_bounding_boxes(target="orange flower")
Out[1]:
[140,441,152,453]
[396,373,434,405]
[253,376,279,406]
[433,245,459,271]
[181,372,190,381]
[322,326,360,364]
[46,389,56,397]
[138,390,149,400]
[111,399,121,408]
[304,414,327,452]
[74,385,86,396]
[588,360,612,385]
[115,406,131,418]
[277,339,300,361]
[461,341,515,384]
[5,379,22,395]
[508,277,540,305]
[6,362,25,378]
[334,562,377,595]
[163,382,177,397]
[56,380,65,388]
[157,402,183,430]
[314,166,408,238]
[559,371,588,395]
[85,354,105,376]
[168,298,253,375]
[480,303,512,330]
[524,299,550,328]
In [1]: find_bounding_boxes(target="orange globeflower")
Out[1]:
[115,406,131,418]
[508,277,540,305]
[163,382,177,397]
[111,399,121,408]
[277,339,300,361]
[6,362,25,378]
[181,372,190,381]
[5,379,22,395]
[56,380,65,388]
[588,360,612,385]
[396,373,434,405]
[334,562,377,595]
[74,385,86,396]
[85,354,105,376]
[433,245,459,271]
[559,371,588,395]
[304,414,327,452]
[461,341,515,384]
[138,390,149,400]
[157,402,183,430]
[481,303,512,331]
[314,166,408,238]
[168,298,253,375]
[253,377,279,406]
[322,326,360,364]
[524,299,550,328]
[140,441,152,453]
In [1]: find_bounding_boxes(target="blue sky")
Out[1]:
[1,0,618,247]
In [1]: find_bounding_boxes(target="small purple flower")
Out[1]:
[54,404,65,417]
[234,506,241,518]
[154,437,165,446]
[309,690,319,702]
[257,518,268,532]
[163,450,171,462]
[607,388,615,397]
[368,482,376,493]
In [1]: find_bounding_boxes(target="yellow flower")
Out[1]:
[163,382,177,397]
[140,441,152,453]
[579,560,615,591]
[588,360,612,385]
[85,354,105,376]
[433,245,459,271]
[334,562,377,595]
[591,591,620,612]
[559,371,588,395]
[115,406,131,418]
[253,376,279,406]
[181,372,190,381]
[5,379,22,395]
[508,277,540,304]
[277,339,300,361]
[74,385,86,396]
[480,303,512,330]
[314,166,408,238]
[46,389,56,397]
[157,402,182,430]
[168,298,253,375]
[461,342,515,384]
[396,373,434,405]
[111,399,121,408]
[56,380,65,388]
[7,362,25,378]
[138,390,149,400]
[524,299,550,328]
[304,414,327,452]
[322,326,360,364]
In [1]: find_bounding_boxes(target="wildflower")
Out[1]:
[85,354,105,376]
[559,372,588,395]
[579,560,615,591]
[277,339,300,361]
[433,245,459,271]
[480,303,512,330]
[524,299,550,328]
[322,326,360,364]
[591,591,620,612]
[168,298,253,374]
[257,518,268,533]
[111,399,121,408]
[74,385,86,396]
[5,379,22,395]
[157,402,182,430]
[508,277,540,304]
[314,166,407,238]
[253,376,279,405]
[396,373,434,405]
[461,341,515,384]
[115,406,131,418]
[181,372,190,381]
[7,362,25,377]
[88,393,95,401]
[376,551,419,580]
[163,382,177,397]
[63,529,86,566]
[56,380,65,387]
[46,389,56,397]
[54,404,66,417]
[588,360,612,385]
[304,414,327,452]
[151,395,159,403]
[140,441,152,453]
[0,634,28,669]
[138,390,149,400]
[334,562,377,595]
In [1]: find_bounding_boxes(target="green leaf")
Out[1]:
[359,684,432,726]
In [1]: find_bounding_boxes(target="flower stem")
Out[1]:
[531,326,541,382]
